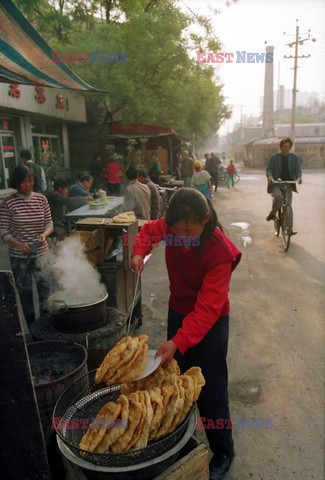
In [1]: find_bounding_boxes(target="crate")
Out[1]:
[70,229,100,251]
[153,437,209,480]
[85,248,101,265]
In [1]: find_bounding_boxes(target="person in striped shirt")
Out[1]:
[0,165,53,328]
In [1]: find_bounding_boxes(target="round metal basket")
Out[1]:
[53,370,195,467]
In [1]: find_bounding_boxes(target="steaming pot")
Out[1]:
[50,292,108,333]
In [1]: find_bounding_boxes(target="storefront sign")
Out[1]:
[35,87,46,104]
[8,83,21,98]
[56,94,65,109]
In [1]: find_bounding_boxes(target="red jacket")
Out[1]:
[132,218,241,354]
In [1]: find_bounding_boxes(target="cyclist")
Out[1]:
[266,137,302,223]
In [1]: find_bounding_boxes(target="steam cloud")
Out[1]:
[40,236,107,308]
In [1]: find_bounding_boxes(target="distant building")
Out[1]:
[244,123,325,168]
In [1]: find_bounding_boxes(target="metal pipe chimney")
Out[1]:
[263,45,274,137]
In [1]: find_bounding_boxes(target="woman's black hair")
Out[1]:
[9,165,34,190]
[165,188,223,239]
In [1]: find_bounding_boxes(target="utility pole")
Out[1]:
[284,20,316,145]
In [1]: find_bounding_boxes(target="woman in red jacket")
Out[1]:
[131,188,241,480]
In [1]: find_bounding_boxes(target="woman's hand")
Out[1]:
[38,234,46,244]
[9,237,32,254]
[156,340,177,365]
[19,242,32,254]
[131,255,144,274]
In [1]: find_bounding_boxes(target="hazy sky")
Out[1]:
[183,0,325,134]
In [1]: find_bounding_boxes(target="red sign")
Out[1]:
[35,87,46,104]
[56,94,65,109]
[8,84,21,98]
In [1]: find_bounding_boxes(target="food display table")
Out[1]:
[66,196,124,231]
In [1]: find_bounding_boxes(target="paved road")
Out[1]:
[139,170,325,480]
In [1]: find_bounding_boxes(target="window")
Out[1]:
[32,123,63,166]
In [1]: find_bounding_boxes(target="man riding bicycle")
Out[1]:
[266,137,302,224]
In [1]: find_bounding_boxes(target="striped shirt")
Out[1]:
[0,192,53,258]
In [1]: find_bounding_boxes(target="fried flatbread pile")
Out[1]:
[95,335,149,385]
[112,211,136,223]
[80,361,205,453]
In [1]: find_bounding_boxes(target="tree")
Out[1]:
[16,0,233,144]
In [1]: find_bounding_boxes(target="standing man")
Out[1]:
[89,153,106,190]
[207,152,221,191]
[20,149,47,193]
[180,150,194,187]
[266,137,302,221]
[123,167,151,220]
[138,170,161,219]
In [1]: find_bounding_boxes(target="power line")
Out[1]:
[283,19,317,143]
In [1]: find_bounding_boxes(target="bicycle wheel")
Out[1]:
[234,173,240,183]
[282,205,293,251]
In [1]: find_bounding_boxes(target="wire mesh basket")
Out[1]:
[53,369,195,467]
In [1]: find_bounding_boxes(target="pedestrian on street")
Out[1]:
[131,188,241,480]
[265,137,302,222]
[226,160,237,189]
[191,160,212,199]
[0,165,53,328]
[207,152,221,191]
[20,149,47,194]
[180,150,194,187]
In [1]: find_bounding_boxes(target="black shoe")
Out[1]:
[291,230,298,235]
[209,452,234,480]
[266,213,276,221]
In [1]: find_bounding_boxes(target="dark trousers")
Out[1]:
[10,256,50,329]
[210,173,219,190]
[108,183,121,196]
[168,308,234,457]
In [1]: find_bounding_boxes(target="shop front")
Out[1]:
[0,83,87,196]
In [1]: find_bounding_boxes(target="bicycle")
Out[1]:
[157,185,177,216]
[271,180,297,251]
[218,168,240,185]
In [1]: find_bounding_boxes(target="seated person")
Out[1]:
[47,179,92,239]
[69,174,94,199]
[123,167,151,220]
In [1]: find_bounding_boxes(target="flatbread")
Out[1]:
[79,402,122,452]
[110,397,143,453]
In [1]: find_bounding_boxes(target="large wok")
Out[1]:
[50,292,108,333]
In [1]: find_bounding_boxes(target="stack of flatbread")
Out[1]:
[112,211,136,223]
[80,359,205,453]
[95,335,149,385]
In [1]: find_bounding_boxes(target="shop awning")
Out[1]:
[110,122,189,143]
[0,0,97,91]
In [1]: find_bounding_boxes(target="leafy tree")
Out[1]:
[16,0,233,144]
